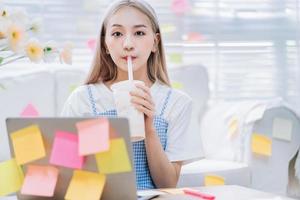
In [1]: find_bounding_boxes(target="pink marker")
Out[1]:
[183,188,215,200]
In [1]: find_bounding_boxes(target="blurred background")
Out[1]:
[3,0,300,112]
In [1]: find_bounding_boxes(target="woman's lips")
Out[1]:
[122,56,137,60]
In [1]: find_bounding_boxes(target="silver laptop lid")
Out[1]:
[6,117,137,200]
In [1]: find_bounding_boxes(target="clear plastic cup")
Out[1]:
[111,80,145,142]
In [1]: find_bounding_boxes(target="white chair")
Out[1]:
[178,100,300,197]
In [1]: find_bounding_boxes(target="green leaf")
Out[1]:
[44,47,52,52]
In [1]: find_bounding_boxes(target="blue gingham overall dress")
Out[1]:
[86,85,172,189]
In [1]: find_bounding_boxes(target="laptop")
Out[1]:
[5,117,137,200]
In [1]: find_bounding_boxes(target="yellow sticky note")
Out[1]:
[169,53,183,64]
[171,81,184,89]
[228,117,238,138]
[0,159,24,196]
[204,174,225,186]
[10,125,46,165]
[95,138,131,174]
[65,170,106,200]
[251,133,272,156]
[159,188,184,194]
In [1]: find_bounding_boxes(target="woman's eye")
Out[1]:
[135,31,145,36]
[112,32,122,37]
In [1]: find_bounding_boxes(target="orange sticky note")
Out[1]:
[65,170,106,200]
[251,133,272,156]
[95,138,131,174]
[10,125,46,165]
[21,165,58,197]
[228,117,238,138]
[204,174,225,186]
[76,118,110,156]
[0,159,24,196]
[20,103,39,117]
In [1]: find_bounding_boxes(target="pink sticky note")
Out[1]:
[21,165,59,197]
[87,38,96,52]
[171,0,190,15]
[50,131,84,169]
[76,118,110,156]
[20,103,39,117]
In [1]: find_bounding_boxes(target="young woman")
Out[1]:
[62,0,196,190]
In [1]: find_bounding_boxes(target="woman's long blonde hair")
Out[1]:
[85,0,170,86]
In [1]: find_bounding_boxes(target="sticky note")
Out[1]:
[171,81,184,89]
[87,38,96,52]
[50,131,84,169]
[76,118,110,156]
[10,125,46,165]
[21,165,58,197]
[169,53,183,64]
[95,138,131,174]
[272,118,293,142]
[161,24,177,34]
[204,175,225,186]
[228,117,238,138]
[65,170,106,200]
[69,84,78,93]
[251,133,272,156]
[171,0,190,15]
[0,159,24,196]
[182,32,203,42]
[0,84,5,90]
[20,103,39,117]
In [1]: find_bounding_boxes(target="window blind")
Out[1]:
[3,0,300,113]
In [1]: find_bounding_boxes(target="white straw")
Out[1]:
[127,56,133,81]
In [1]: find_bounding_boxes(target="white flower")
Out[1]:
[43,40,58,63]
[60,41,73,65]
[7,23,26,52]
[25,38,43,63]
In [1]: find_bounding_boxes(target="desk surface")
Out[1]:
[154,185,296,200]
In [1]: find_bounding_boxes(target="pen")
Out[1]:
[183,188,215,200]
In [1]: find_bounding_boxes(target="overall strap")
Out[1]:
[159,89,172,117]
[86,85,98,116]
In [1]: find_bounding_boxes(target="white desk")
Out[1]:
[154,185,297,200]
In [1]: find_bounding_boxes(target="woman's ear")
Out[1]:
[152,33,160,53]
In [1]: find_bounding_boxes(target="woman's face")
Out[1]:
[105,6,158,74]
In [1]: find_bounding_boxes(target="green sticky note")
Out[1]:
[161,24,176,33]
[0,84,5,90]
[171,81,184,89]
[69,84,78,93]
[272,118,293,141]
[0,159,24,196]
[169,53,183,64]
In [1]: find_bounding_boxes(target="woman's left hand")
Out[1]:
[130,83,156,132]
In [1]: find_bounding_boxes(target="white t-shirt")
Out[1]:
[61,81,196,162]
